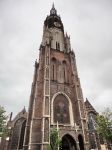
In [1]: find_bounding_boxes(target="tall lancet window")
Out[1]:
[10,118,26,150]
[56,42,58,50]
[57,43,60,50]
[19,120,26,149]
[53,94,70,124]
[62,60,68,83]
[51,57,57,81]
[56,42,60,50]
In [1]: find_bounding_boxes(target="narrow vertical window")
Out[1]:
[56,42,60,50]
[58,43,60,50]
[46,67,49,78]
[56,42,58,49]
[51,57,57,81]
[64,67,66,82]
[62,60,68,83]
[46,57,49,65]
[53,65,54,80]
[19,120,26,149]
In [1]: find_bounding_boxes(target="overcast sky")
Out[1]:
[0,0,112,117]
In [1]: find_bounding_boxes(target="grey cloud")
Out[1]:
[96,60,112,88]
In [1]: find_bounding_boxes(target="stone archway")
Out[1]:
[78,134,84,150]
[61,134,77,150]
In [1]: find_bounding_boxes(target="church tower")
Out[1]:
[24,4,89,150]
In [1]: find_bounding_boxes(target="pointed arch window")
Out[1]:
[62,60,68,83]
[56,42,58,50]
[56,42,60,50]
[53,94,70,124]
[57,43,60,50]
[51,57,57,81]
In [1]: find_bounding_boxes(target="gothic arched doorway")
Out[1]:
[61,134,77,150]
[78,134,84,150]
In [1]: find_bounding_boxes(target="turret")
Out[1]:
[42,4,71,53]
[44,4,64,32]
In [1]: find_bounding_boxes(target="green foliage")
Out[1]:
[0,106,8,137]
[48,128,61,150]
[96,108,112,142]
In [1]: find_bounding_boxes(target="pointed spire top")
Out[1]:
[52,2,55,9]
[22,106,26,114]
[50,3,57,15]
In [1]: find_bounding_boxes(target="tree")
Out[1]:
[96,108,112,146]
[0,106,8,137]
[48,128,61,150]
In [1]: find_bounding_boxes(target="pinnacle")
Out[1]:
[22,106,26,114]
[50,2,57,15]
[52,2,55,9]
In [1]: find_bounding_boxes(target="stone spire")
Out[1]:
[50,3,57,15]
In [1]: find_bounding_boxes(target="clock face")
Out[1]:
[51,9,56,14]
[54,22,61,27]
[50,6,57,15]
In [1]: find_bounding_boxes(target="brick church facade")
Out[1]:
[0,4,106,150]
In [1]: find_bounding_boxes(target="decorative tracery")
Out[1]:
[53,94,70,124]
